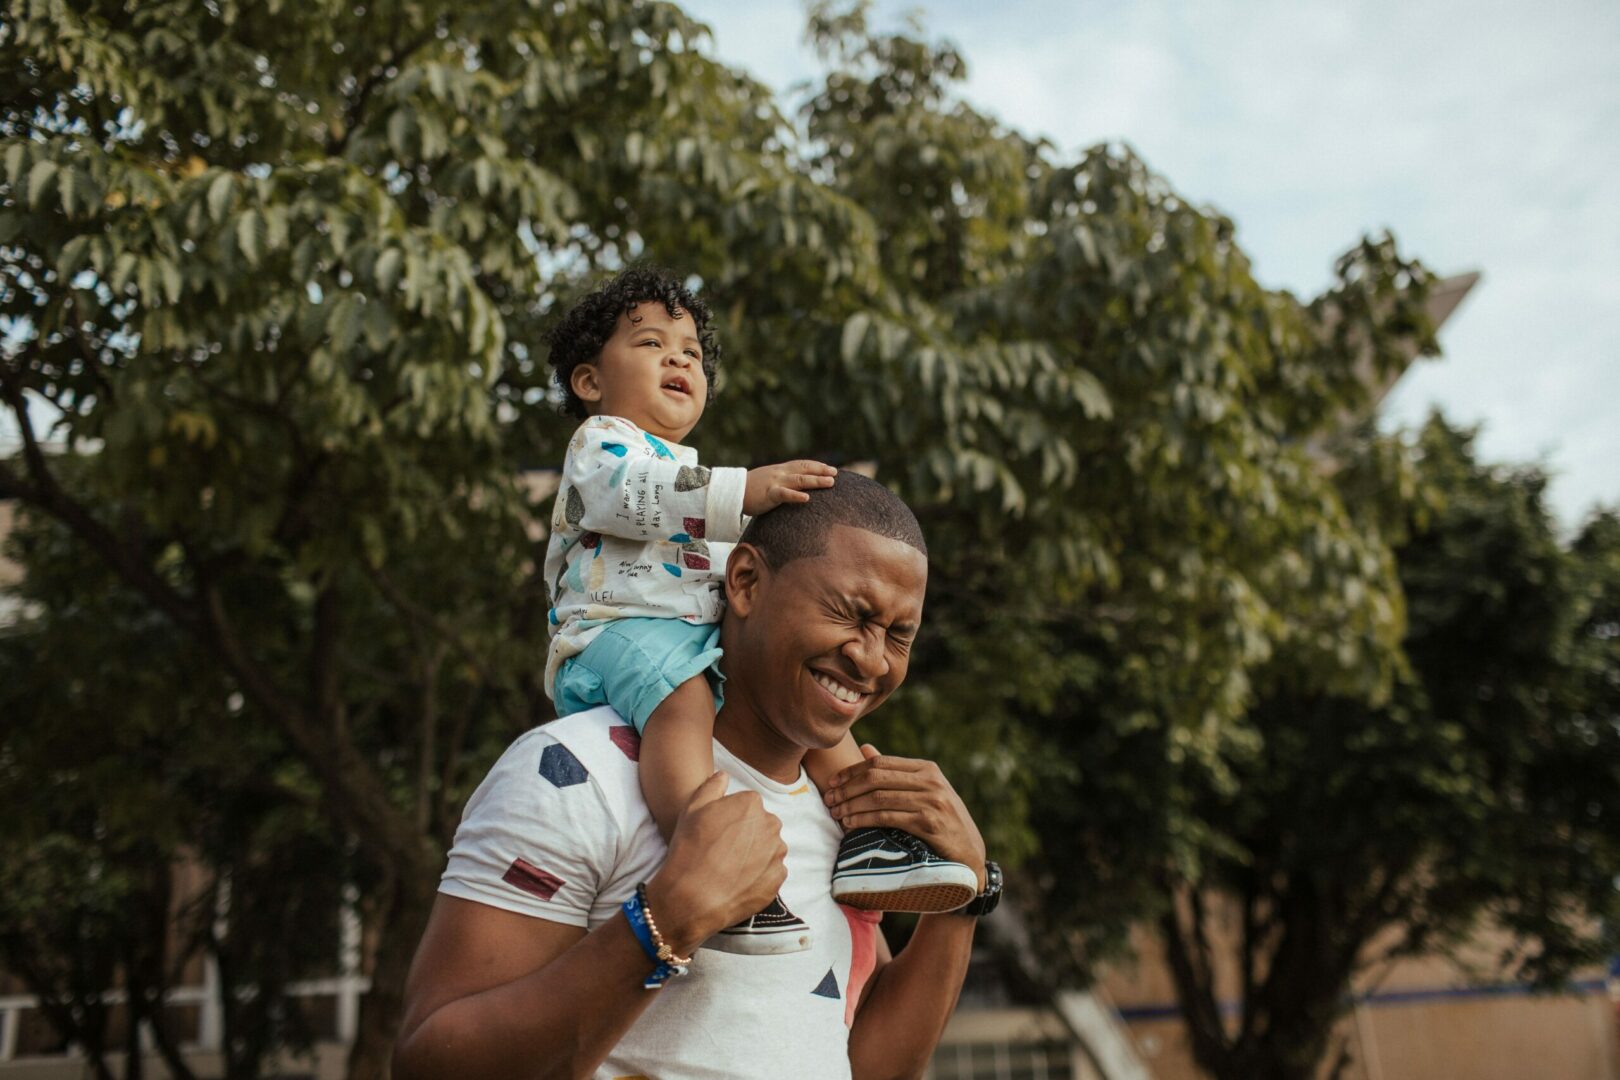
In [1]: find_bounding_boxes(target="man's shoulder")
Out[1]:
[442,708,649,924]
[541,707,643,764]
[532,708,648,828]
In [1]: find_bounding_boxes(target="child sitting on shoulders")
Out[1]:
[542,267,979,954]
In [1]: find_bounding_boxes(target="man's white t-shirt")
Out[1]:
[439,707,883,1080]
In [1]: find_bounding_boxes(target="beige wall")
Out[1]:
[1117,990,1617,1080]
[1100,900,1620,1080]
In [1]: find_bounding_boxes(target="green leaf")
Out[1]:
[58,167,78,217]
[1075,225,1099,268]
[58,235,94,277]
[27,159,58,209]
[236,210,262,265]
[136,257,156,302]
[207,173,233,222]
[109,251,138,293]
[375,248,403,292]
[388,110,413,156]
[3,142,28,183]
[841,312,870,365]
[161,260,182,304]
[1069,369,1112,418]
[264,206,289,252]
[328,295,363,353]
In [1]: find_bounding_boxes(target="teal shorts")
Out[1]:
[554,617,725,734]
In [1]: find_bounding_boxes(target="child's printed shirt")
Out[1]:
[542,415,748,698]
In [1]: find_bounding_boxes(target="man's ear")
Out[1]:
[725,543,768,617]
[570,363,603,407]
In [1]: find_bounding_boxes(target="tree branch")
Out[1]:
[0,380,203,633]
[1239,876,1260,1045]
[362,560,506,697]
[311,584,342,725]
[435,682,480,842]
[327,21,446,156]
[1160,881,1229,1074]
[63,299,119,411]
[187,364,313,471]
[1337,862,1408,976]
[196,576,426,868]
[415,644,445,832]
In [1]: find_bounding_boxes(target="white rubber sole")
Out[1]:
[833,864,980,913]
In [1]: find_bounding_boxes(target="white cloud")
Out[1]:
[682,0,1620,526]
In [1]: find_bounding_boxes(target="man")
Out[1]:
[393,473,999,1079]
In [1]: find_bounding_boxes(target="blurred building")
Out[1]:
[1099,902,1619,1080]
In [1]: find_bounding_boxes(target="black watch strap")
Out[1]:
[958,860,1002,917]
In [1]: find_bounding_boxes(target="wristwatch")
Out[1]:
[957,860,1002,917]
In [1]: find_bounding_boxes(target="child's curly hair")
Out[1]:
[544,266,722,420]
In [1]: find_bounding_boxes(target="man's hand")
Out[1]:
[644,772,788,955]
[744,460,836,515]
[823,745,988,891]
[838,744,982,1080]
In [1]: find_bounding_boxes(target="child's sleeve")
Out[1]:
[560,416,747,544]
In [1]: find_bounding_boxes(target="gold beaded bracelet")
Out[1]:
[637,883,693,967]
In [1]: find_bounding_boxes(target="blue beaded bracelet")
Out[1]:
[622,885,688,989]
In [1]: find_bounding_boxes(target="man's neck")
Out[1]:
[712,696,808,785]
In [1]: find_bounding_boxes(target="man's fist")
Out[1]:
[644,773,789,955]
[744,460,836,515]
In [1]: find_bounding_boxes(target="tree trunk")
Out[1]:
[1210,1058,1315,1080]
[123,1006,144,1080]
[1162,890,1345,1080]
[215,944,261,1080]
[345,868,436,1080]
[145,994,200,1080]
[87,1049,117,1080]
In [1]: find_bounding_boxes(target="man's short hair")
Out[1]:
[741,471,928,569]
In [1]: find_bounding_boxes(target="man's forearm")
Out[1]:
[393,913,659,1080]
[847,914,976,1080]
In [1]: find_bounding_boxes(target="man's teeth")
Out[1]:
[813,672,863,704]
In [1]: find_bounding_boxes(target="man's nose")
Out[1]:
[842,629,889,680]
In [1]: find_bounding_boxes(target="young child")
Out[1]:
[542,268,980,954]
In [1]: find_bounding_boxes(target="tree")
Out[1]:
[1029,416,1620,1080]
[2,1,853,1072]
[0,502,350,1080]
[2,1,1444,1076]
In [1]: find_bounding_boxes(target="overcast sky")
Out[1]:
[682,0,1620,528]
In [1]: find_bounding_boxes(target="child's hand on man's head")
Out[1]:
[743,461,837,515]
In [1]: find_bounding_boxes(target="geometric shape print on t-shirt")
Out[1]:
[439,707,881,1080]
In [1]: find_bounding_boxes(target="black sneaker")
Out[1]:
[705,895,812,955]
[831,827,980,913]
